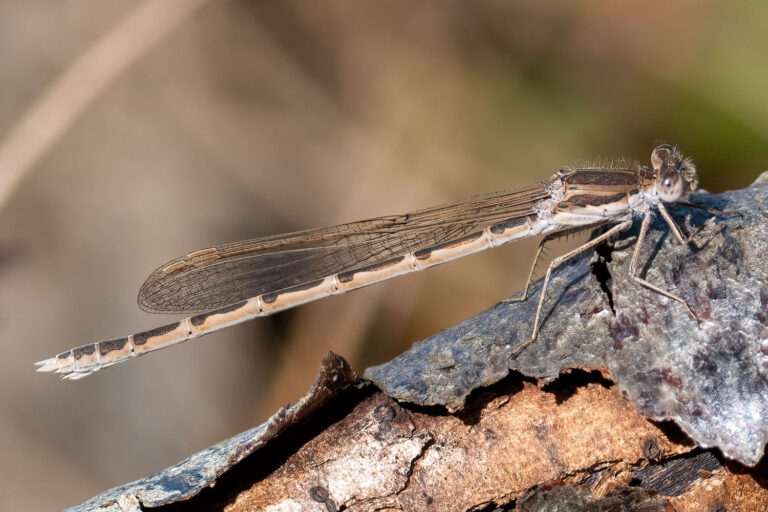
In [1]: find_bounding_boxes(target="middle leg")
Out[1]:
[511,220,632,355]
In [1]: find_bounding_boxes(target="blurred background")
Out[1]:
[1,0,766,509]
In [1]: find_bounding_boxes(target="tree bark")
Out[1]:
[66,174,768,512]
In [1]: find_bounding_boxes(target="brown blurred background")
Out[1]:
[1,1,767,509]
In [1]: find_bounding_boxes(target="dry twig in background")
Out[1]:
[0,0,210,212]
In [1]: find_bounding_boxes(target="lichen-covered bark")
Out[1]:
[65,364,768,511]
[65,175,768,511]
[367,173,768,466]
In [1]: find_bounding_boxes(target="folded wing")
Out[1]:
[138,184,549,314]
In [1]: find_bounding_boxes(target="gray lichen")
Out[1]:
[366,173,768,466]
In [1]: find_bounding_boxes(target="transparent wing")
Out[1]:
[138,183,549,313]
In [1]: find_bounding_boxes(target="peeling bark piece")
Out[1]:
[65,366,768,511]
[517,485,670,512]
[668,467,768,511]
[631,450,723,496]
[221,380,696,511]
[227,393,431,511]
[366,177,768,466]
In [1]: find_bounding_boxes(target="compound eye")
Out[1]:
[651,144,674,170]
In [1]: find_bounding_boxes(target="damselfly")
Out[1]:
[37,144,721,379]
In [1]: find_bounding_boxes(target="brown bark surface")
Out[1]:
[214,374,766,512]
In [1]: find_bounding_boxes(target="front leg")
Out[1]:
[657,201,741,246]
[656,202,712,245]
[628,210,697,320]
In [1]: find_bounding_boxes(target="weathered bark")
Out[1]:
[66,174,768,512]
[367,173,768,465]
